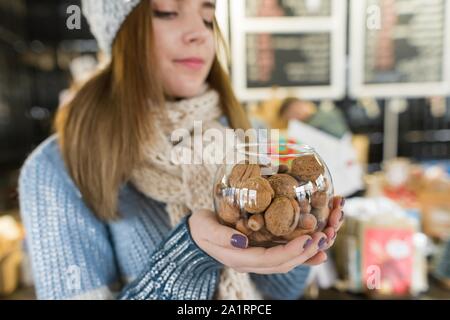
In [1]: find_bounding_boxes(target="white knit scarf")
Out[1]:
[130,87,262,300]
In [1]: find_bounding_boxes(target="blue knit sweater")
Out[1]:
[18,134,310,300]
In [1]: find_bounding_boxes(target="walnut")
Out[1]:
[239,177,274,214]
[290,197,300,215]
[217,199,240,225]
[311,191,328,209]
[268,174,299,199]
[265,197,300,236]
[287,173,305,184]
[247,214,264,231]
[291,154,325,181]
[229,164,261,188]
[235,218,253,236]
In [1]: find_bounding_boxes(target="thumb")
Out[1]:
[197,209,249,249]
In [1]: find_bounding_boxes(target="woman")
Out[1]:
[18,0,345,300]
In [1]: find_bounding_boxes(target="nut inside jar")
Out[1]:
[214,147,333,247]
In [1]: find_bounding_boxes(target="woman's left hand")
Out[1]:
[303,196,345,266]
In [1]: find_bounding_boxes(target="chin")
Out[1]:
[168,82,207,99]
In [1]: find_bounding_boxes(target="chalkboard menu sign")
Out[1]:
[245,0,332,17]
[350,0,450,98]
[246,33,331,88]
[230,0,347,101]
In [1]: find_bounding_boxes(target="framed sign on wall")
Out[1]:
[229,0,348,102]
[350,0,450,98]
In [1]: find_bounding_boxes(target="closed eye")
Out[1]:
[153,9,214,29]
[153,10,178,19]
[203,19,214,29]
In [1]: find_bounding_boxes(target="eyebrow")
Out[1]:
[202,1,216,10]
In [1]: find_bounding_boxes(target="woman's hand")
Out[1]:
[303,196,346,265]
[188,197,345,274]
[189,211,323,275]
[323,196,346,247]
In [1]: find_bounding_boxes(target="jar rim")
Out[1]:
[234,142,316,158]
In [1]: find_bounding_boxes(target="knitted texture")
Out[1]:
[18,135,311,300]
[131,88,262,299]
[81,0,142,56]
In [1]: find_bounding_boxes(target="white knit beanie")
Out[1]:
[82,0,143,57]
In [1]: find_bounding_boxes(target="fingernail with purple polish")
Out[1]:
[318,237,327,250]
[231,234,247,249]
[339,210,345,222]
[303,239,313,250]
[340,198,346,208]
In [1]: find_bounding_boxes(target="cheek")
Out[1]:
[205,37,216,65]
[152,23,177,68]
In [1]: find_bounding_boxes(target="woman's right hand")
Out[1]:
[188,209,328,275]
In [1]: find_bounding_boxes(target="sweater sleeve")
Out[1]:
[18,146,222,300]
[250,266,311,300]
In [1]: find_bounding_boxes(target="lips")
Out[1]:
[174,57,205,70]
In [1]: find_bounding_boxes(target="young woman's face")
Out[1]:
[151,0,216,99]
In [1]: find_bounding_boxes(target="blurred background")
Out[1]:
[0,0,449,300]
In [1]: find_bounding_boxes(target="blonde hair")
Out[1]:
[54,1,251,220]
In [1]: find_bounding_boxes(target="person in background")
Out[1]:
[278,97,350,139]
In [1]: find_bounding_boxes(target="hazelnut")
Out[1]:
[247,214,264,231]
[249,228,273,244]
[298,213,317,230]
[298,199,311,214]
[229,164,261,187]
[291,154,325,181]
[265,197,300,236]
[218,199,240,225]
[236,218,253,236]
[268,174,299,199]
[239,177,274,214]
[311,207,330,231]
[311,191,328,209]
[214,182,224,197]
[282,228,312,241]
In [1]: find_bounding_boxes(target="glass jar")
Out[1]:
[213,143,334,248]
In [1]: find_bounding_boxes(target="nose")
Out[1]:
[181,15,210,45]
